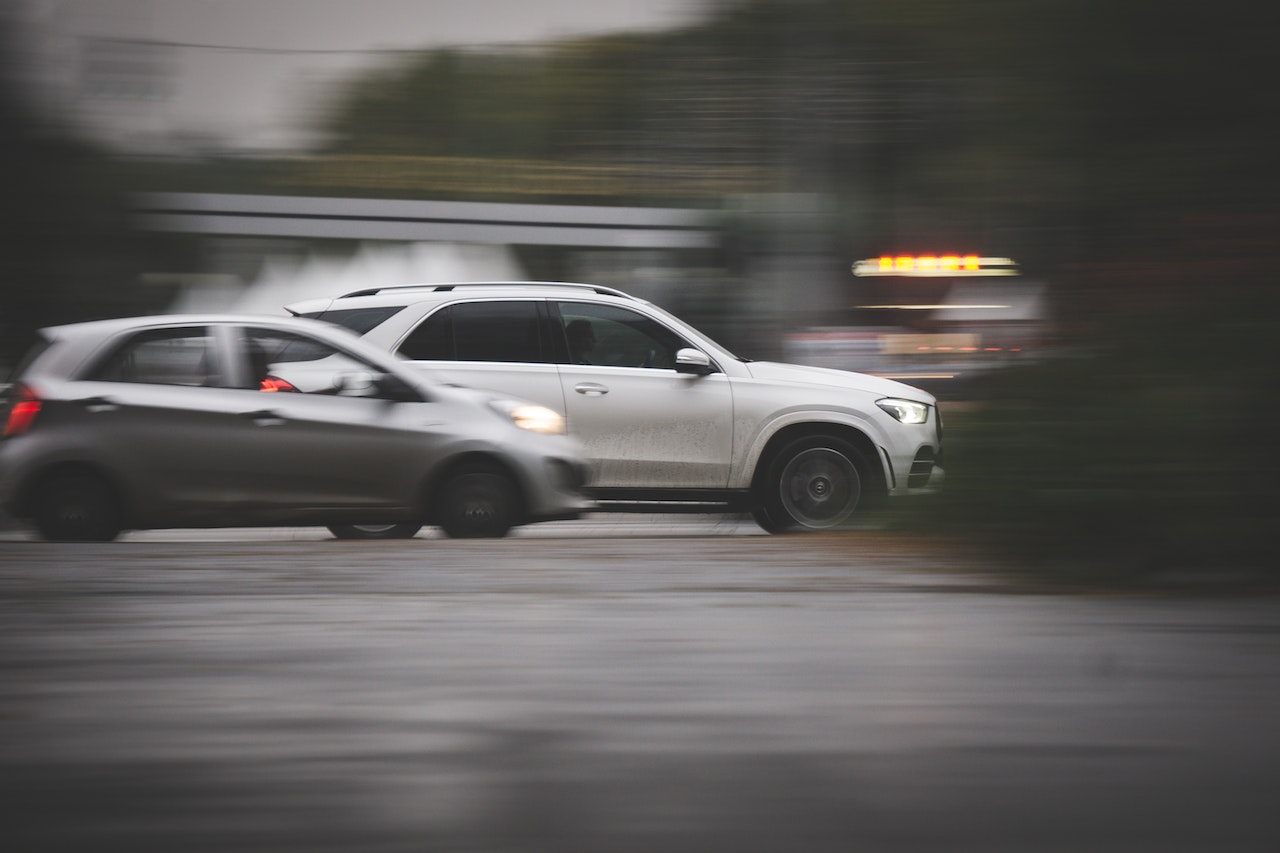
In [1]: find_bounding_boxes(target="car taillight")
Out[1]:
[3,383,41,436]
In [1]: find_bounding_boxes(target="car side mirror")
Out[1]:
[374,373,424,403]
[336,370,422,402]
[335,370,377,393]
[674,348,715,376]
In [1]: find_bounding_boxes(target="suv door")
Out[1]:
[551,301,734,489]
[395,299,567,417]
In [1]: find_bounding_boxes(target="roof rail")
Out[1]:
[339,281,635,300]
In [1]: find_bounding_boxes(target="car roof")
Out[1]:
[42,313,342,340]
[285,281,647,314]
[29,313,408,378]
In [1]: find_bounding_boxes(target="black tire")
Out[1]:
[32,470,121,542]
[749,501,788,534]
[437,467,519,539]
[327,523,423,540]
[755,435,868,533]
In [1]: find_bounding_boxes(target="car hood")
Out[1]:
[742,360,936,403]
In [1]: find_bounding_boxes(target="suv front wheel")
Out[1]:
[755,435,868,532]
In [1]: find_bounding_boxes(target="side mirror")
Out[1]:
[336,370,422,402]
[335,370,377,393]
[374,373,424,403]
[674,348,715,376]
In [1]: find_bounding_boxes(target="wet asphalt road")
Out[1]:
[2,517,1279,852]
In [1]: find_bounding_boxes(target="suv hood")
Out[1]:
[743,360,935,403]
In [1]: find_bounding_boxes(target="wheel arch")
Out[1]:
[748,421,888,500]
[13,459,133,524]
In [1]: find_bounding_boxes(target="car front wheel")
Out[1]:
[437,467,519,539]
[328,523,423,540]
[756,435,867,532]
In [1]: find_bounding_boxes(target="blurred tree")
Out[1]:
[0,19,159,371]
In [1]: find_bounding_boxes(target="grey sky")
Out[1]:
[17,0,709,150]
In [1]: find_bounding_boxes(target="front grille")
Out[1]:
[908,447,936,489]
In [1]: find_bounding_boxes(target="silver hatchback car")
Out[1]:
[0,314,591,541]
[288,281,944,532]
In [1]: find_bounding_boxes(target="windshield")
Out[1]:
[640,300,744,362]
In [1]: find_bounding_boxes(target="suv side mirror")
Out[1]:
[674,348,715,376]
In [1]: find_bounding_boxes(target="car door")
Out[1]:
[224,325,439,513]
[551,301,734,489]
[393,299,568,416]
[72,324,255,520]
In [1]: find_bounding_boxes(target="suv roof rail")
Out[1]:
[339,281,636,300]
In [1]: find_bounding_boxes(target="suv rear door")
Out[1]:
[394,299,568,419]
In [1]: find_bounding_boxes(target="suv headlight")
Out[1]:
[490,400,566,435]
[876,397,930,424]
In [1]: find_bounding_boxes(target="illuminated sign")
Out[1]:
[852,256,1020,277]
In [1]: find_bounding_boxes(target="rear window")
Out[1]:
[298,307,401,335]
[398,301,548,363]
[5,335,54,384]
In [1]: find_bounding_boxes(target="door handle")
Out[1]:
[241,409,286,427]
[573,382,609,397]
[75,396,119,414]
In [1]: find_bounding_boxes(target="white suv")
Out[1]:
[287,282,943,532]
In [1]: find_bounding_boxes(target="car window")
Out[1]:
[243,328,400,397]
[89,327,222,387]
[398,301,548,363]
[556,302,689,369]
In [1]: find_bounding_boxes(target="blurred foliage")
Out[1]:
[895,277,1279,585]
[0,22,173,370]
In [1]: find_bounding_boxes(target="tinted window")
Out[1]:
[301,306,401,335]
[91,327,220,387]
[556,302,688,369]
[398,307,453,360]
[400,301,546,363]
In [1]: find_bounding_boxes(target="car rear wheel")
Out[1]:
[756,435,867,532]
[32,470,122,542]
[437,467,519,539]
[327,523,423,540]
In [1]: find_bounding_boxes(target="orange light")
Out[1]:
[918,255,937,271]
[895,256,915,271]
[940,255,960,270]
[879,256,894,271]
[963,254,980,270]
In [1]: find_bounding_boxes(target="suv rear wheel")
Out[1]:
[756,435,867,532]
